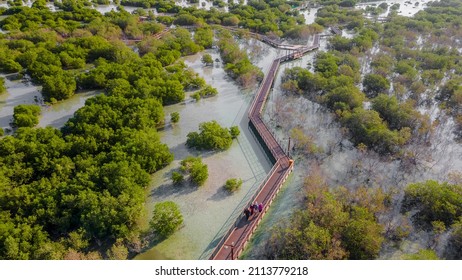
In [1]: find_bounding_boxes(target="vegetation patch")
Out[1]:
[0,77,5,94]
[178,156,209,186]
[201,53,214,66]
[402,180,462,228]
[12,104,41,128]
[281,44,430,155]
[401,180,462,259]
[224,178,243,193]
[0,3,217,259]
[216,29,263,88]
[150,201,184,238]
[186,120,239,151]
[170,112,180,123]
[265,172,387,260]
[191,85,218,101]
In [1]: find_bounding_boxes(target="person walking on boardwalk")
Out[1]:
[253,201,258,213]
[244,208,250,221]
[249,204,254,216]
[258,202,263,213]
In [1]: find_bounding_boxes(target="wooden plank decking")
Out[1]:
[209,34,320,260]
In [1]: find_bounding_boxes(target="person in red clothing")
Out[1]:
[258,202,263,213]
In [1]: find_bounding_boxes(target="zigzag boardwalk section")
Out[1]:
[209,34,320,260]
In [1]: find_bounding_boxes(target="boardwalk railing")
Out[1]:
[208,161,281,259]
[250,116,285,161]
[220,26,307,51]
[208,32,320,260]
[229,161,293,258]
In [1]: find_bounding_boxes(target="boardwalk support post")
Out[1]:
[287,137,291,157]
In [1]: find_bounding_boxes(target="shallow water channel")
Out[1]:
[357,0,433,17]
[0,74,99,132]
[93,0,244,14]
[135,42,278,259]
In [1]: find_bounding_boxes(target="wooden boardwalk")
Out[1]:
[331,26,342,36]
[220,26,316,51]
[209,34,320,260]
[293,2,310,11]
